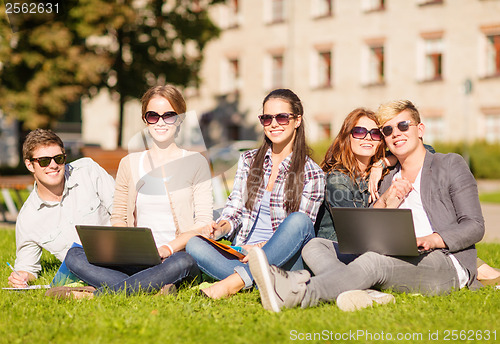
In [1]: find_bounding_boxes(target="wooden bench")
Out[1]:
[0,175,34,223]
[80,147,128,177]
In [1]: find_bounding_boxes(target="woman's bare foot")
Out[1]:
[477,263,500,280]
[201,273,245,299]
[72,290,95,300]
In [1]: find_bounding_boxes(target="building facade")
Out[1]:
[185,0,500,146]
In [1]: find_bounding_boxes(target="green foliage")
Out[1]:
[433,141,500,179]
[309,139,331,166]
[0,0,110,128]
[1,228,499,344]
[479,192,500,204]
[311,138,500,179]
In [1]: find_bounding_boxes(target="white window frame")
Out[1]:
[362,44,385,85]
[311,0,333,18]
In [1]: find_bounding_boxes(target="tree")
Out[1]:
[101,0,222,146]
[0,0,222,147]
[0,0,113,128]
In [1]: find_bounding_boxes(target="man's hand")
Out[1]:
[417,233,447,251]
[8,270,32,288]
[374,178,413,208]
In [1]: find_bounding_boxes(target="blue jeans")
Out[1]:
[186,212,315,288]
[301,238,460,307]
[65,247,200,296]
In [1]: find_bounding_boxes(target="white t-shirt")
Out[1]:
[393,168,468,288]
[135,150,182,247]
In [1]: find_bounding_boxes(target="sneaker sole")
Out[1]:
[336,289,395,312]
[336,290,373,312]
[248,248,281,313]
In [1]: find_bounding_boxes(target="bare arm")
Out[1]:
[158,220,232,259]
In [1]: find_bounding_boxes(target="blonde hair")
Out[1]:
[376,100,421,127]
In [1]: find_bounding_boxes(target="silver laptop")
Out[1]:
[76,225,162,266]
[330,208,421,256]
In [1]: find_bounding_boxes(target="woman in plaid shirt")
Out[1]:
[187,89,325,299]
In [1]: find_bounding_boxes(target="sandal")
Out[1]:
[45,286,96,300]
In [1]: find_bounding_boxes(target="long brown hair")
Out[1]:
[320,108,385,181]
[245,89,311,213]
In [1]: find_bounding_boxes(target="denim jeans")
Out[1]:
[301,238,460,307]
[65,247,200,295]
[186,212,315,288]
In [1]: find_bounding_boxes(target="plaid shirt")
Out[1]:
[219,148,325,246]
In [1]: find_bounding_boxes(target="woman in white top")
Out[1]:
[62,85,213,299]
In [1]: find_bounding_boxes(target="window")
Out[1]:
[422,117,444,144]
[227,0,241,28]
[221,57,240,93]
[271,54,284,88]
[362,0,385,12]
[482,107,500,143]
[485,114,500,143]
[311,50,333,88]
[271,0,285,23]
[417,0,443,6]
[362,42,385,85]
[424,38,443,81]
[312,0,333,18]
[418,33,444,82]
[319,122,332,139]
[370,46,384,84]
[486,34,500,77]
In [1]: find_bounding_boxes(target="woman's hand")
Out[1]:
[368,165,384,203]
[239,241,267,263]
[158,245,173,259]
[199,222,216,237]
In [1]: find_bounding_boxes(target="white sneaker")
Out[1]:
[336,289,395,312]
[248,247,310,312]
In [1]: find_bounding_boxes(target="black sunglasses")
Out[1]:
[381,120,417,137]
[351,126,382,141]
[258,113,296,127]
[144,111,178,125]
[30,154,66,168]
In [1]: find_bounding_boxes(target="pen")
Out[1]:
[6,262,28,287]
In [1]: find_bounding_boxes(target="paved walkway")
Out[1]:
[477,180,500,243]
[480,203,500,243]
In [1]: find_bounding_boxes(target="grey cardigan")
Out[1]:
[379,150,485,287]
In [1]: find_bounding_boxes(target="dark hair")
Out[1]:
[245,89,310,213]
[22,129,65,161]
[140,85,187,122]
[320,108,385,181]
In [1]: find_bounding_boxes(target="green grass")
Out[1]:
[1,228,499,344]
[479,192,500,204]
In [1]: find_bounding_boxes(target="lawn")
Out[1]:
[0,229,499,344]
[479,192,500,204]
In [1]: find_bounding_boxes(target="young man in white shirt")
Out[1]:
[249,100,485,312]
[8,129,115,287]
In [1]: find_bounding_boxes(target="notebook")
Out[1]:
[330,207,422,256]
[76,225,162,267]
